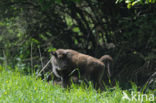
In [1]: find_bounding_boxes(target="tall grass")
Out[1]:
[0,66,155,103]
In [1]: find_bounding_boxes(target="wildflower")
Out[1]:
[6,80,8,83]
[34,88,37,90]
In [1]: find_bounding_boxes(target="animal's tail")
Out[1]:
[99,55,113,77]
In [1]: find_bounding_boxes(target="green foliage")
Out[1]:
[0,67,155,103]
[0,0,155,88]
[116,0,156,8]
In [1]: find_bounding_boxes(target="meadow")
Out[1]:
[0,66,155,103]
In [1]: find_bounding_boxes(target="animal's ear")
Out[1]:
[60,51,70,58]
[51,51,57,57]
[65,51,71,57]
[61,51,68,57]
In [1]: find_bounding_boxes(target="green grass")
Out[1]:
[0,66,155,103]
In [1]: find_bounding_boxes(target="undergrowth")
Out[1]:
[0,66,155,103]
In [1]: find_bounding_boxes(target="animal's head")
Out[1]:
[51,49,68,59]
[51,49,70,70]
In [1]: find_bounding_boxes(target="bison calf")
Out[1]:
[51,49,111,89]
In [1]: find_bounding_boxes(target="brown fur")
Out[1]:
[100,55,113,63]
[99,55,113,77]
[51,49,112,89]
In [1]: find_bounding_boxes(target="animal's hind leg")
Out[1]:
[92,70,104,90]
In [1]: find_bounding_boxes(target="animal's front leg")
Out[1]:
[62,76,71,88]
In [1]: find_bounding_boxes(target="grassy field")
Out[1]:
[0,66,155,103]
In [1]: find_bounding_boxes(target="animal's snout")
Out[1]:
[51,51,57,57]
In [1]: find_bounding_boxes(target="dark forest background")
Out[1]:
[0,0,155,89]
